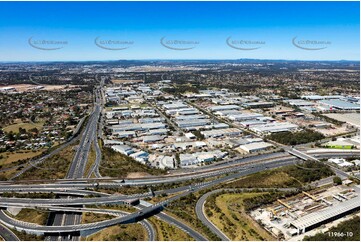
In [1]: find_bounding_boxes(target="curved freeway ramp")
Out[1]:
[196,188,299,241]
[0,223,19,241]
[136,203,206,241]
[0,204,163,234]
[196,190,230,241]
[0,194,143,207]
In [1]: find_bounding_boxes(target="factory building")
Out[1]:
[243,101,275,109]
[141,135,165,143]
[228,113,264,121]
[175,114,207,120]
[113,131,136,138]
[111,144,134,155]
[238,142,273,153]
[250,122,298,134]
[163,102,188,110]
[138,117,165,123]
[215,110,243,117]
[176,119,211,128]
[111,122,166,132]
[177,108,200,115]
[290,197,360,234]
[209,105,241,112]
[285,99,314,107]
[201,128,242,138]
[318,99,360,110]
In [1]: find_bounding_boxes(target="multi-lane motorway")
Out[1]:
[47,88,102,241]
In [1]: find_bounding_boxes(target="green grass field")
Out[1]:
[3,122,44,133]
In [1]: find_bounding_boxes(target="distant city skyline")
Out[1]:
[0,1,359,61]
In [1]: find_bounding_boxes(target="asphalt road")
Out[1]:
[137,203,206,241]
[0,222,19,241]
[141,219,156,241]
[0,203,164,233]
[49,90,102,241]
[195,189,230,241]
[195,188,299,241]
[0,194,141,207]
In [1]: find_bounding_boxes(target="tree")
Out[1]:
[333,176,342,185]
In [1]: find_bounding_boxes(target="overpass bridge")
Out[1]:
[0,203,164,235]
[0,195,140,208]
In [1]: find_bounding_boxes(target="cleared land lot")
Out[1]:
[324,113,360,127]
[0,150,44,166]
[86,223,146,241]
[3,122,44,133]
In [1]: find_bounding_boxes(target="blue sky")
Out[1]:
[0,1,359,61]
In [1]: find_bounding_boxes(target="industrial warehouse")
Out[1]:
[290,197,359,234]
[251,185,360,240]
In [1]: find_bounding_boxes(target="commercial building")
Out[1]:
[165,107,197,115]
[113,131,136,138]
[163,102,188,110]
[302,95,341,100]
[151,155,175,169]
[146,128,168,136]
[238,142,273,153]
[209,105,241,112]
[243,101,275,109]
[250,122,298,134]
[228,113,264,121]
[138,117,165,123]
[142,135,165,143]
[179,150,228,167]
[176,119,211,128]
[175,114,206,120]
[201,128,242,138]
[173,141,207,150]
[328,158,354,167]
[177,108,200,115]
[318,99,360,110]
[285,99,314,107]
[103,140,124,146]
[111,122,166,132]
[210,123,230,129]
[111,144,134,155]
[130,151,149,163]
[215,110,243,117]
[179,154,198,166]
[185,132,196,139]
[290,197,360,234]
[239,120,266,127]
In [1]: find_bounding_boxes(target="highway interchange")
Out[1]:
[0,81,359,241]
